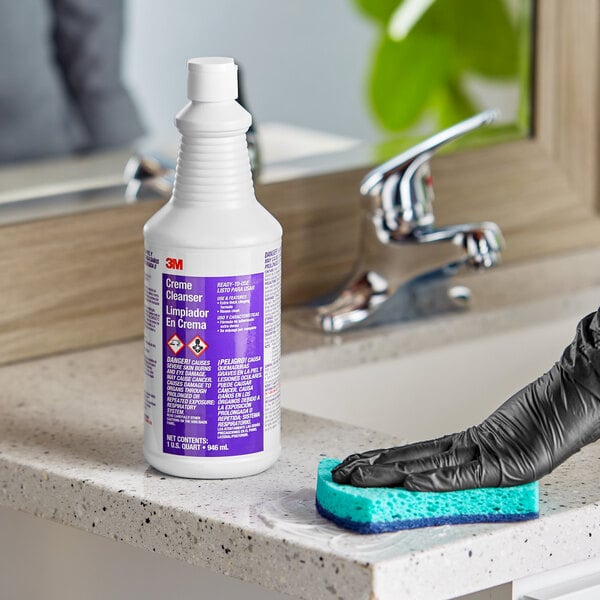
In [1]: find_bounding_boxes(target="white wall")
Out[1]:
[122,0,378,145]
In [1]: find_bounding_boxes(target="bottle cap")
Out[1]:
[187,57,238,102]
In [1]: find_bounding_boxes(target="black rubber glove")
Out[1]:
[332,308,600,491]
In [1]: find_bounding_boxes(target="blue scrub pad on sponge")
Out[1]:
[316,458,539,534]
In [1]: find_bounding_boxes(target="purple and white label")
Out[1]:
[162,273,264,457]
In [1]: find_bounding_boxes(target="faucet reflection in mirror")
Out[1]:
[305,111,504,333]
[124,122,260,203]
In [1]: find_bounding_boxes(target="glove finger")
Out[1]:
[332,434,458,483]
[397,445,477,474]
[332,449,388,483]
[376,434,457,464]
[349,464,408,488]
[335,448,388,470]
[345,446,477,488]
[403,461,496,492]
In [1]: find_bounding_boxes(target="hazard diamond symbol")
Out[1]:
[166,333,184,355]
[188,335,208,358]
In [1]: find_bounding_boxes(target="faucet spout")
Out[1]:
[297,111,505,333]
[310,219,504,333]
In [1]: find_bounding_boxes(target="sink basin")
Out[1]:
[281,314,579,442]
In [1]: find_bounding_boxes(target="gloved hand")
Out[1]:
[332,308,600,491]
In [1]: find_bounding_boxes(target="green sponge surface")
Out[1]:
[316,458,539,534]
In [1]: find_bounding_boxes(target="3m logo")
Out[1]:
[165,257,183,270]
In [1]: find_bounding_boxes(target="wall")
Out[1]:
[122,0,378,145]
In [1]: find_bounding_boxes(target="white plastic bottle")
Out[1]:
[143,57,282,478]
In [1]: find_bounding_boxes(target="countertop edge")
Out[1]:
[373,500,600,599]
[0,451,375,600]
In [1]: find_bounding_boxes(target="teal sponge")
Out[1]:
[316,458,539,534]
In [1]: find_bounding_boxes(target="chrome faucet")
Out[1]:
[306,110,505,333]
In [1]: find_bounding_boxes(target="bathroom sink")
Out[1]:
[281,314,579,442]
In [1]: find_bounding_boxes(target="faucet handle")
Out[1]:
[360,110,499,197]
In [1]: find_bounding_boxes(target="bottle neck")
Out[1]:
[172,130,254,204]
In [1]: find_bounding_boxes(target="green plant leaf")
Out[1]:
[430,78,478,128]
[370,33,451,131]
[352,0,402,26]
[417,0,519,78]
[372,133,423,163]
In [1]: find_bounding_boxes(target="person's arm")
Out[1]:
[50,0,144,149]
[333,308,600,491]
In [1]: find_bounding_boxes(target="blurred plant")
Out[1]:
[354,0,524,132]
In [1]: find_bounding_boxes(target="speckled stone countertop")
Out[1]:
[2,341,600,600]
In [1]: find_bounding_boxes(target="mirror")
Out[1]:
[0,0,532,225]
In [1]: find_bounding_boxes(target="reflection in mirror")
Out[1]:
[0,0,532,225]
